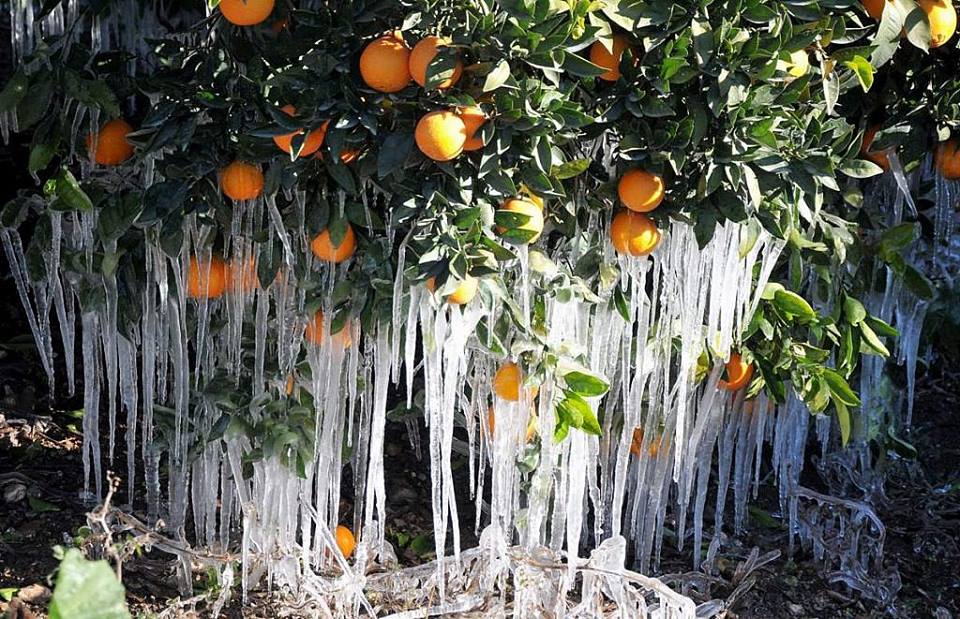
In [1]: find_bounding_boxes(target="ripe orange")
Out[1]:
[629,428,663,458]
[304,311,352,348]
[273,105,328,157]
[618,169,664,212]
[719,351,754,391]
[219,0,274,26]
[228,257,259,292]
[360,32,412,93]
[409,36,463,89]
[609,210,660,257]
[860,125,890,171]
[590,34,630,82]
[457,106,487,151]
[492,361,539,402]
[86,119,134,166]
[589,34,630,82]
[415,110,467,161]
[221,161,264,201]
[862,0,888,19]
[426,275,478,305]
[935,139,960,179]
[496,197,544,243]
[335,525,356,559]
[518,183,544,210]
[918,0,957,47]
[187,257,228,299]
[311,224,357,263]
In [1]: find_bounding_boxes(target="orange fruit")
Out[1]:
[618,169,664,212]
[335,525,356,559]
[860,125,890,171]
[487,406,538,442]
[589,34,630,82]
[609,210,660,257]
[221,161,264,201]
[409,36,463,89]
[518,183,544,210]
[273,105,328,157]
[415,110,467,161]
[496,197,544,243]
[457,106,487,151]
[629,428,663,458]
[219,0,274,26]
[862,0,888,19]
[311,224,357,263]
[86,119,134,166]
[284,373,295,395]
[935,139,960,179]
[719,351,754,391]
[304,311,352,348]
[228,257,259,292]
[918,0,957,47]
[360,32,412,93]
[492,361,539,402]
[187,257,228,299]
[426,275,478,305]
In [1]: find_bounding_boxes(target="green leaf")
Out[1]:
[562,370,609,397]
[773,290,816,323]
[0,71,28,112]
[843,56,874,92]
[53,169,93,211]
[377,132,414,178]
[878,222,918,253]
[865,316,899,338]
[839,159,884,178]
[859,321,890,356]
[551,158,591,180]
[0,588,17,602]
[835,401,852,447]
[561,53,607,77]
[902,264,934,300]
[557,392,601,436]
[822,368,860,407]
[843,296,866,325]
[483,59,511,92]
[48,549,131,619]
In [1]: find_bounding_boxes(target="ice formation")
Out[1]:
[3,1,957,616]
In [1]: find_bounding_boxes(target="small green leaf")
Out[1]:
[0,588,18,602]
[843,55,874,92]
[551,158,591,180]
[835,402,852,447]
[562,370,609,397]
[822,368,860,407]
[859,321,890,357]
[843,296,866,325]
[28,496,61,513]
[773,290,816,322]
[483,59,511,92]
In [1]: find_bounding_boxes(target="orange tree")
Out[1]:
[0,0,957,521]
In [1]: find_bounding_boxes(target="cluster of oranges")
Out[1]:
[610,169,664,258]
[861,0,956,48]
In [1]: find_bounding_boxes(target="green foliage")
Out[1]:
[48,549,130,619]
[2,0,957,458]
